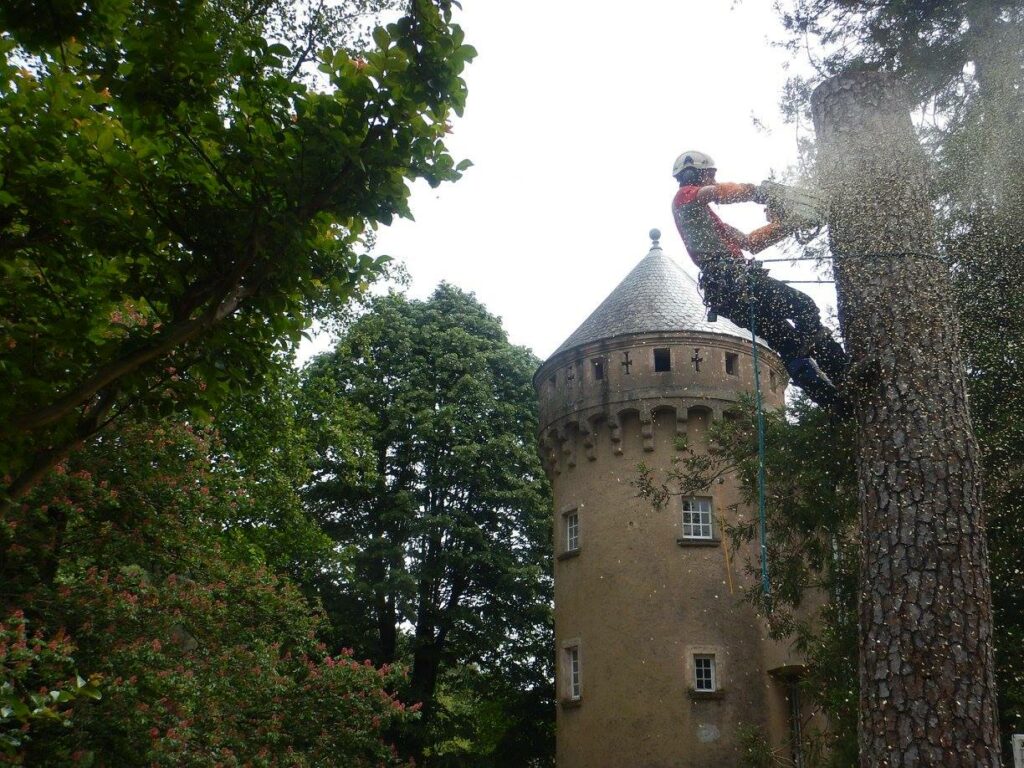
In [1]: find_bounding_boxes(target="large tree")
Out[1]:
[0,0,475,503]
[300,285,553,764]
[813,72,999,767]
[772,1,1024,758]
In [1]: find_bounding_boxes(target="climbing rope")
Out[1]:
[756,250,944,264]
[736,249,944,599]
[748,297,771,598]
[758,250,945,284]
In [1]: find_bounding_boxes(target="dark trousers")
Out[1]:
[698,256,848,384]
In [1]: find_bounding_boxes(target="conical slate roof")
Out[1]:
[551,230,765,357]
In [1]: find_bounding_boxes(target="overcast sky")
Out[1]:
[303,0,836,363]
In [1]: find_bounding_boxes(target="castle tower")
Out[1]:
[535,231,808,767]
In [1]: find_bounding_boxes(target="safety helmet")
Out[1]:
[672,150,716,179]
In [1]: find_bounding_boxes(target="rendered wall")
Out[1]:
[537,332,806,768]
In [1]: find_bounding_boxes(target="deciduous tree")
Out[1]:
[0,0,475,504]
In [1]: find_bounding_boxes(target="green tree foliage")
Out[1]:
[0,0,475,503]
[1,419,413,765]
[768,1,1024,755]
[300,285,553,764]
[212,363,336,584]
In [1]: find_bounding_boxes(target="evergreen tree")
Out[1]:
[300,285,553,765]
[766,2,1024,758]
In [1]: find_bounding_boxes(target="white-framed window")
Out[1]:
[566,511,580,552]
[682,497,713,540]
[693,654,716,692]
[566,645,581,700]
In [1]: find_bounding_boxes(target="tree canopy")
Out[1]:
[300,285,554,764]
[0,0,475,503]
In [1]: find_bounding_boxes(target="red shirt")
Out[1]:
[672,185,745,265]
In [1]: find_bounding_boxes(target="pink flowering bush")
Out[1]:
[2,422,413,766]
[0,613,100,760]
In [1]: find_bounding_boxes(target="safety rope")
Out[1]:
[729,251,944,599]
[758,250,944,284]
[748,298,771,598]
[756,250,944,264]
[736,249,943,599]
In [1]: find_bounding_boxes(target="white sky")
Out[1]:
[303,0,837,363]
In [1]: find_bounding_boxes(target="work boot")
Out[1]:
[785,357,845,412]
[815,338,852,387]
[799,327,852,387]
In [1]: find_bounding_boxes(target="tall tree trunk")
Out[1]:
[811,72,1001,767]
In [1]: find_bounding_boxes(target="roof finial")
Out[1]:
[649,228,661,248]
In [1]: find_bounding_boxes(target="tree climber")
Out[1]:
[670,150,849,409]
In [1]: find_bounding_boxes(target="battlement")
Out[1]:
[535,331,786,475]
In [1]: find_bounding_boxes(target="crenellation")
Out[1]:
[540,400,755,476]
[536,333,786,437]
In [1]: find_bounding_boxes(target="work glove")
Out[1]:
[752,181,773,205]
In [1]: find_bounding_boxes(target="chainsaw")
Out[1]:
[756,180,826,243]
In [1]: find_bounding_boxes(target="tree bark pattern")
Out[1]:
[812,72,1001,767]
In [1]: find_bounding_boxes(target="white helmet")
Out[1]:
[672,150,716,178]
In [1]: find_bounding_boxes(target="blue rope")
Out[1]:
[749,303,771,598]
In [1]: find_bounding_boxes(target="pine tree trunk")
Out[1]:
[811,72,1002,767]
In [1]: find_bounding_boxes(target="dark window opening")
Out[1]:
[769,369,777,392]
[654,348,671,372]
[789,679,804,767]
[592,359,604,381]
[725,352,738,376]
[548,374,556,390]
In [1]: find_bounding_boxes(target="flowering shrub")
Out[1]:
[0,613,100,761]
[3,422,413,766]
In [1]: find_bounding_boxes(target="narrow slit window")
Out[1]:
[769,369,777,392]
[566,511,580,552]
[567,646,581,700]
[682,497,713,540]
[725,352,739,376]
[592,358,604,381]
[654,348,671,372]
[694,655,716,692]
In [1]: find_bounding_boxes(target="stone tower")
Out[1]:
[534,231,810,767]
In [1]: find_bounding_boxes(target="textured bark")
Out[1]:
[811,72,1001,767]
